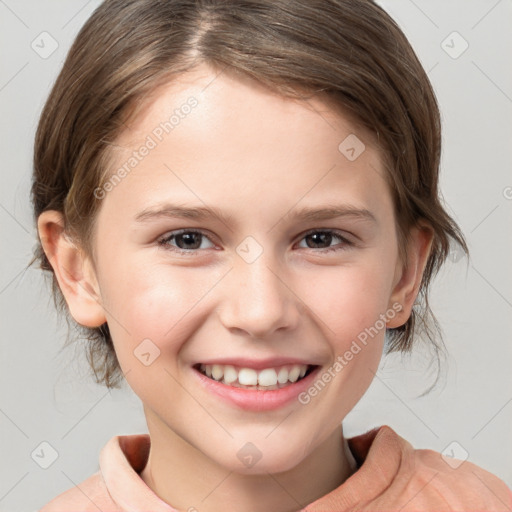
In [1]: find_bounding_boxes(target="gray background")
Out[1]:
[0,1,511,510]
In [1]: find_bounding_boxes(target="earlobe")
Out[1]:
[37,210,107,328]
[387,222,434,328]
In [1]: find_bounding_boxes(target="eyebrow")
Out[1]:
[135,204,236,224]
[284,204,377,224]
[134,203,377,225]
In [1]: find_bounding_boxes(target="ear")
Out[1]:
[387,222,434,328]
[37,210,107,327]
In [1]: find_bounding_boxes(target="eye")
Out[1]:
[296,229,354,253]
[158,230,215,254]
[157,228,354,255]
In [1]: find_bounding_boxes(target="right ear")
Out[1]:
[37,210,107,327]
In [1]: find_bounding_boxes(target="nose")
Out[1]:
[218,252,300,339]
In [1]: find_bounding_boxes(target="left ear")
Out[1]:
[387,221,434,328]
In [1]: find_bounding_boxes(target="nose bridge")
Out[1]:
[239,250,280,298]
[220,241,298,337]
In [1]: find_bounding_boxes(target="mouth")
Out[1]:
[193,363,318,390]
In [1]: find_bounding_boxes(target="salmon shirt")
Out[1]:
[39,425,512,511]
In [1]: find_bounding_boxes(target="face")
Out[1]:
[85,63,404,473]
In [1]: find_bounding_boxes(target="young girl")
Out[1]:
[33,0,511,510]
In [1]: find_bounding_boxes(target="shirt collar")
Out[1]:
[99,425,407,511]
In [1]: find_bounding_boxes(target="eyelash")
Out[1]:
[157,229,355,255]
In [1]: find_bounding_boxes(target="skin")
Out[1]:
[38,63,433,512]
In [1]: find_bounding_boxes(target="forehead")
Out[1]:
[103,63,392,223]
[119,63,377,151]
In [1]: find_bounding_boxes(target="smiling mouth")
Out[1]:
[194,363,317,390]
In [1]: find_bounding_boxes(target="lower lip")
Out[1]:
[192,366,322,412]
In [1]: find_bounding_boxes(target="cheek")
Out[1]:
[299,256,394,347]
[98,256,230,369]
[99,261,212,357]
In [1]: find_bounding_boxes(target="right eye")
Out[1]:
[158,229,216,254]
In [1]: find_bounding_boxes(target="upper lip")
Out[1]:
[194,357,319,370]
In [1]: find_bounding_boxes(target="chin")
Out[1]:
[209,436,312,476]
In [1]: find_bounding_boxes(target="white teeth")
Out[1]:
[199,363,310,388]
[258,368,278,387]
[211,364,223,381]
[238,368,258,386]
[277,367,289,384]
[288,366,301,383]
[223,365,238,384]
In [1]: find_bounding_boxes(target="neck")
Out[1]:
[140,413,356,512]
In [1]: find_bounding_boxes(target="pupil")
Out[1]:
[308,232,331,248]
[178,232,201,249]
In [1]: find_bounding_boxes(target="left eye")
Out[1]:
[296,230,353,252]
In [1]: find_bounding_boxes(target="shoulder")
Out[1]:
[349,425,512,511]
[408,441,512,510]
[39,470,117,512]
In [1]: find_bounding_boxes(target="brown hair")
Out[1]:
[32,0,468,390]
